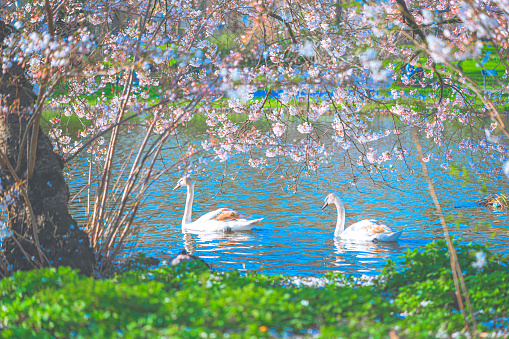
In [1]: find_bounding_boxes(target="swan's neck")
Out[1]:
[183,182,194,226]
[333,196,346,237]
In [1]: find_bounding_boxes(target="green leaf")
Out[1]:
[450,163,459,177]
[462,166,470,179]
[480,182,488,195]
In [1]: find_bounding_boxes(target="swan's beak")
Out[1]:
[321,202,328,211]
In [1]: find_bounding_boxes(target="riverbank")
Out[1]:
[0,240,507,338]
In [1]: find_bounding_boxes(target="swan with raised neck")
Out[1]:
[322,193,402,242]
[173,176,195,226]
[173,175,262,232]
[321,193,346,237]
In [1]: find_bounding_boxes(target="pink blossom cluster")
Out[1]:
[1,0,508,180]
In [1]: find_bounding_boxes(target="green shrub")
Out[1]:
[380,240,509,337]
[0,241,507,338]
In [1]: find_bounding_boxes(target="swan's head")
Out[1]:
[322,193,339,210]
[173,175,193,190]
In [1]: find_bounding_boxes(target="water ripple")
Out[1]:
[68,123,509,276]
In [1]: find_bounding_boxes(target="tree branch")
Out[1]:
[265,9,298,44]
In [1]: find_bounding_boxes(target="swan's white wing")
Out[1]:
[183,218,262,232]
[348,219,395,233]
[194,208,226,223]
[341,219,401,241]
[374,230,403,241]
[194,208,250,223]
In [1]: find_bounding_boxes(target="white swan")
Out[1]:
[173,176,263,232]
[322,193,402,242]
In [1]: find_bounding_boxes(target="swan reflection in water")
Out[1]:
[182,231,255,255]
[332,238,402,267]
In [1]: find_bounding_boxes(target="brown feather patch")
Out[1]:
[211,210,243,221]
[365,224,391,234]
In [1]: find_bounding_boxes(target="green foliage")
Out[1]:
[381,240,509,337]
[117,253,161,274]
[1,242,508,338]
[382,240,506,290]
[449,163,475,188]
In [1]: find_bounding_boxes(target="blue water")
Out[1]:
[67,116,509,276]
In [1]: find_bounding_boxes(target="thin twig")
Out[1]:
[413,129,477,336]
[0,149,49,267]
[103,117,159,250]
[90,0,152,247]
[15,113,37,174]
[63,113,141,164]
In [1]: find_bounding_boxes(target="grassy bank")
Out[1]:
[1,240,507,338]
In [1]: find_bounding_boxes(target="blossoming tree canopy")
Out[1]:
[2,0,508,180]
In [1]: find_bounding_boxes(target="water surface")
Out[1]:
[68,116,509,276]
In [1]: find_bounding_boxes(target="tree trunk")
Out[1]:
[0,21,95,276]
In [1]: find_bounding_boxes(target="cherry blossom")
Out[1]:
[0,0,506,194]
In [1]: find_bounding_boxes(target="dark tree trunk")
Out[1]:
[0,21,95,276]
